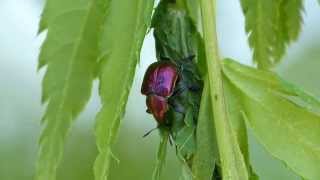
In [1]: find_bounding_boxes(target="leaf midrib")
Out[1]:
[105,0,149,144]
[46,1,96,147]
[224,73,320,157]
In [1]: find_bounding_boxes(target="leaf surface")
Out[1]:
[93,0,155,180]
[224,76,259,180]
[223,59,320,180]
[192,82,218,180]
[240,0,303,69]
[36,0,106,179]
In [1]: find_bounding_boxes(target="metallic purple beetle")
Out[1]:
[141,61,179,124]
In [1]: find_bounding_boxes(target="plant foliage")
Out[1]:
[36,0,106,179]
[35,0,320,179]
[223,59,320,180]
[37,0,154,180]
[240,0,304,69]
[92,0,155,180]
[199,0,251,179]
[152,130,169,180]
[192,83,218,180]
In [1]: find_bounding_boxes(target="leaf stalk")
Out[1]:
[199,0,241,178]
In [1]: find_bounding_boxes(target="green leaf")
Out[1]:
[152,1,199,61]
[183,0,200,26]
[152,129,169,180]
[224,76,259,180]
[223,59,320,180]
[192,82,218,180]
[36,0,106,179]
[93,0,155,180]
[175,122,196,159]
[240,0,303,69]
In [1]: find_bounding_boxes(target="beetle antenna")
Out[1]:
[142,127,158,138]
[168,134,174,146]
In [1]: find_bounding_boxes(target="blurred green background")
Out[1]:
[0,0,319,179]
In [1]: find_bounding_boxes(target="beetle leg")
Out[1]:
[168,134,173,146]
[142,127,158,138]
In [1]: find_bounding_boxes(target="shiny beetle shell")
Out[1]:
[141,61,179,123]
[141,61,179,97]
[146,95,168,123]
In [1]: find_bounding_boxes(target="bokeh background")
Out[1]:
[0,0,319,179]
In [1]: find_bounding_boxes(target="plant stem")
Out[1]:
[199,0,238,178]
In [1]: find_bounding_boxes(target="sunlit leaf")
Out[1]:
[224,77,259,180]
[36,0,107,179]
[223,59,320,180]
[93,0,155,180]
[240,0,303,69]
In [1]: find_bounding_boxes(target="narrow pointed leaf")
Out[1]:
[240,0,303,69]
[93,0,155,179]
[36,0,106,179]
[223,59,320,180]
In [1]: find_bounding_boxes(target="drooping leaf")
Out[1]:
[192,82,218,180]
[152,129,169,180]
[223,59,320,180]
[240,0,304,69]
[93,0,155,180]
[36,0,107,179]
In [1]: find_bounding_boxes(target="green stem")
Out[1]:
[152,129,169,180]
[199,0,238,178]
